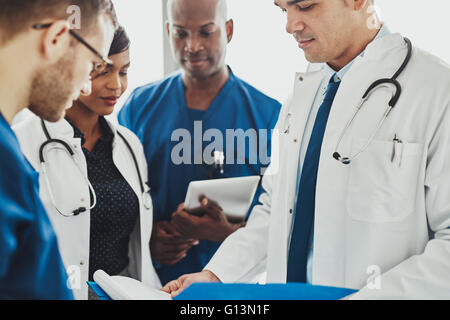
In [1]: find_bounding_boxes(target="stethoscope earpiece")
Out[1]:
[333,152,351,165]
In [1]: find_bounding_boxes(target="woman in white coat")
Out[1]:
[14,26,161,300]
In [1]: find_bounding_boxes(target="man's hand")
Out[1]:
[171,198,245,242]
[150,220,199,265]
[161,270,220,298]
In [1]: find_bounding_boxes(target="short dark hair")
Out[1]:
[109,26,131,56]
[0,0,118,44]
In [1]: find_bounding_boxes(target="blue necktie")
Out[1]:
[287,75,341,283]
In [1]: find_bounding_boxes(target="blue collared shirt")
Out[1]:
[290,24,391,284]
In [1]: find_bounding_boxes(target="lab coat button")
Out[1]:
[298,76,304,81]
[80,261,84,266]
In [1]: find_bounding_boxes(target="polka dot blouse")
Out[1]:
[68,117,139,281]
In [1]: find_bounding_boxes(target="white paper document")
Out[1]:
[184,176,261,219]
[93,270,171,300]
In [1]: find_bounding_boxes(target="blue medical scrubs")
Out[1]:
[0,113,73,299]
[119,68,281,284]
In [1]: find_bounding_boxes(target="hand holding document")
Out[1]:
[93,270,171,300]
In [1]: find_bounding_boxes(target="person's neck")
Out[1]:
[0,45,33,124]
[327,24,381,72]
[182,66,230,111]
[183,66,229,90]
[65,101,101,140]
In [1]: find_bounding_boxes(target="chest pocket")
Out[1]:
[346,138,424,223]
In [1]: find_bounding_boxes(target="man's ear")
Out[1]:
[166,21,171,38]
[225,19,234,44]
[352,0,370,11]
[40,20,71,61]
[342,0,368,11]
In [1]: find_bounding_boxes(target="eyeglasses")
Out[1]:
[32,23,113,73]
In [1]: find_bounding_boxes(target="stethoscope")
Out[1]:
[332,37,413,165]
[39,119,152,217]
[203,150,225,179]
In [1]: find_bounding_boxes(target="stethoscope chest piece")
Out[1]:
[142,187,152,210]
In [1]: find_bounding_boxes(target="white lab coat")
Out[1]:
[13,115,161,300]
[205,33,450,299]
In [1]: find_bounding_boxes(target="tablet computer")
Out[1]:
[184,176,261,220]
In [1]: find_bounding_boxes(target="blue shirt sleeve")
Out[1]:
[118,90,138,132]
[0,136,73,300]
[246,98,281,218]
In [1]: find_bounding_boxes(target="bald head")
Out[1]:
[167,0,228,23]
[165,0,233,80]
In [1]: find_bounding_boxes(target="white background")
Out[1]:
[90,0,450,113]
[111,0,164,117]
[225,0,450,104]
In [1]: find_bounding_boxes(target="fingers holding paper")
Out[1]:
[161,270,221,298]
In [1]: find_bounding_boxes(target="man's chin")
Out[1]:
[40,112,65,123]
[28,105,66,123]
[304,52,327,64]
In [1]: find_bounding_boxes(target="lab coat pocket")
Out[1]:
[346,138,424,223]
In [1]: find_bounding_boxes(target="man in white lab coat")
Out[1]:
[162,0,450,299]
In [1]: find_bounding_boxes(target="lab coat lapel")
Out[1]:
[41,118,88,176]
[110,129,142,201]
[43,118,77,141]
[321,33,407,152]
[266,71,323,283]
[312,33,409,287]
[285,70,324,229]
[109,125,160,287]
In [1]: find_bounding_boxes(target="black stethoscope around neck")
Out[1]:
[39,119,152,217]
[332,37,413,165]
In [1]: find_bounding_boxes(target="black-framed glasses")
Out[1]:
[32,23,113,73]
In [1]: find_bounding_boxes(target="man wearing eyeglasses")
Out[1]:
[0,0,117,299]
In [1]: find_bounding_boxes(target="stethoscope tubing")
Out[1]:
[333,37,413,165]
[39,119,151,216]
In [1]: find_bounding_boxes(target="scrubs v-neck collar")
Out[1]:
[176,66,237,123]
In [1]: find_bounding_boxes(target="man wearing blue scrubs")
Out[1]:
[119,0,281,285]
[0,0,117,299]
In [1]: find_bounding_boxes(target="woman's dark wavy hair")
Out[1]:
[109,25,130,56]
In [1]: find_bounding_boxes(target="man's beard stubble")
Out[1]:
[28,54,77,122]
